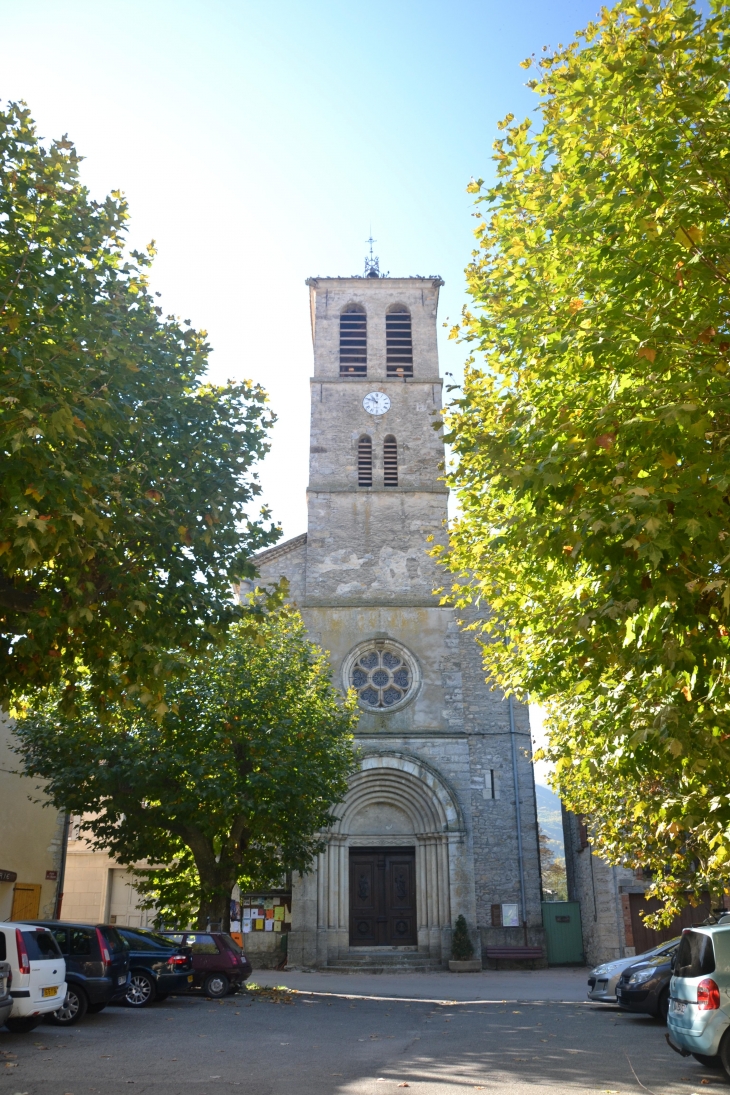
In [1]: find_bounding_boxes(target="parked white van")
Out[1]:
[0,922,66,1033]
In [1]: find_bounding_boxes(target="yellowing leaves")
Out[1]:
[637,346,656,363]
[658,451,678,468]
[675,225,703,248]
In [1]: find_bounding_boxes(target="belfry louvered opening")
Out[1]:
[383,435,398,487]
[386,306,413,378]
[340,306,367,377]
[358,435,373,486]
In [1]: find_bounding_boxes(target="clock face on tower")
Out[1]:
[362,392,391,416]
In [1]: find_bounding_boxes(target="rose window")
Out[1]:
[350,647,412,709]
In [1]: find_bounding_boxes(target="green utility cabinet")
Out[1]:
[541,900,584,965]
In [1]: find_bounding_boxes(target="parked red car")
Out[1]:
[158,932,252,998]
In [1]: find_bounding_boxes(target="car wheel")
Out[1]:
[47,985,89,1026]
[658,988,670,1023]
[203,973,229,998]
[86,1003,107,1014]
[692,1053,721,1068]
[717,1028,730,1080]
[125,971,156,1008]
[5,1015,43,1033]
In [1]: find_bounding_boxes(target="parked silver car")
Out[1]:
[588,937,680,1003]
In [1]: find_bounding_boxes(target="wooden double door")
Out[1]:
[349,847,417,946]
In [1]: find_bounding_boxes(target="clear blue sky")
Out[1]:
[1,0,599,539]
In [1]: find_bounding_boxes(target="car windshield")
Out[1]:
[676,931,715,978]
[637,936,680,959]
[100,927,127,955]
[119,928,174,951]
[220,935,243,955]
[23,930,62,960]
[185,934,219,954]
[653,936,681,956]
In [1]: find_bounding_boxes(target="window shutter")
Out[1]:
[386,308,413,377]
[358,436,372,486]
[383,435,398,486]
[340,308,367,376]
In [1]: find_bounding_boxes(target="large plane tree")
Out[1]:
[442,0,730,921]
[0,102,277,711]
[14,610,359,929]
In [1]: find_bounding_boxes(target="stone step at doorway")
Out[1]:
[326,950,443,973]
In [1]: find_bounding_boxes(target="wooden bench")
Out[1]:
[484,945,545,968]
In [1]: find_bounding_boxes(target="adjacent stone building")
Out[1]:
[248,269,545,969]
[0,712,65,922]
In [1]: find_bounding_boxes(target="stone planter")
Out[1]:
[448,959,482,972]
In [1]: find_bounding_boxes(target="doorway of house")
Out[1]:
[349,847,417,946]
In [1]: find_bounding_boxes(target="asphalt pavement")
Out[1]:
[1,974,725,1095]
[254,965,591,1002]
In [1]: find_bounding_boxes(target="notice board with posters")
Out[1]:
[232,892,292,935]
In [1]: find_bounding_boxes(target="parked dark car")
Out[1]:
[616,938,681,1021]
[0,960,12,1028]
[28,921,129,1026]
[115,927,193,1007]
[157,931,252,998]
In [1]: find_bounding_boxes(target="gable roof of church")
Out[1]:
[250,532,307,567]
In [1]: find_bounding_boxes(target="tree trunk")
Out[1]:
[197,887,232,932]
[182,824,245,933]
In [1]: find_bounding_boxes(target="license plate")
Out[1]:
[118,975,126,985]
[616,987,622,997]
[42,986,58,997]
[672,999,687,1014]
[188,975,194,982]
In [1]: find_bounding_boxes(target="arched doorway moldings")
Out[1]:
[313,750,466,961]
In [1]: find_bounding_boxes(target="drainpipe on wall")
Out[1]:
[509,695,528,945]
[612,865,625,958]
[53,811,70,919]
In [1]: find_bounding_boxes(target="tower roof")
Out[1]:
[305,275,444,286]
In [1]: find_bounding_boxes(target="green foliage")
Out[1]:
[539,827,568,902]
[13,609,359,928]
[451,914,474,960]
[442,0,730,921]
[0,102,277,710]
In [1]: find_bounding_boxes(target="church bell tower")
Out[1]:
[249,264,544,969]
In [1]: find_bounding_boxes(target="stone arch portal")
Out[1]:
[289,752,467,965]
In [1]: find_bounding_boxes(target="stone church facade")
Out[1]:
[248,271,545,969]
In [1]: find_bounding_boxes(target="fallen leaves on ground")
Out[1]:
[245,982,295,1004]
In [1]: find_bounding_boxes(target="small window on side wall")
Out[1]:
[340,305,367,376]
[386,306,413,378]
[358,435,372,486]
[383,435,398,486]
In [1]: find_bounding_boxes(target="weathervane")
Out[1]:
[364,231,380,278]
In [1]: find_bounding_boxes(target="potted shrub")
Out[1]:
[448,915,482,972]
